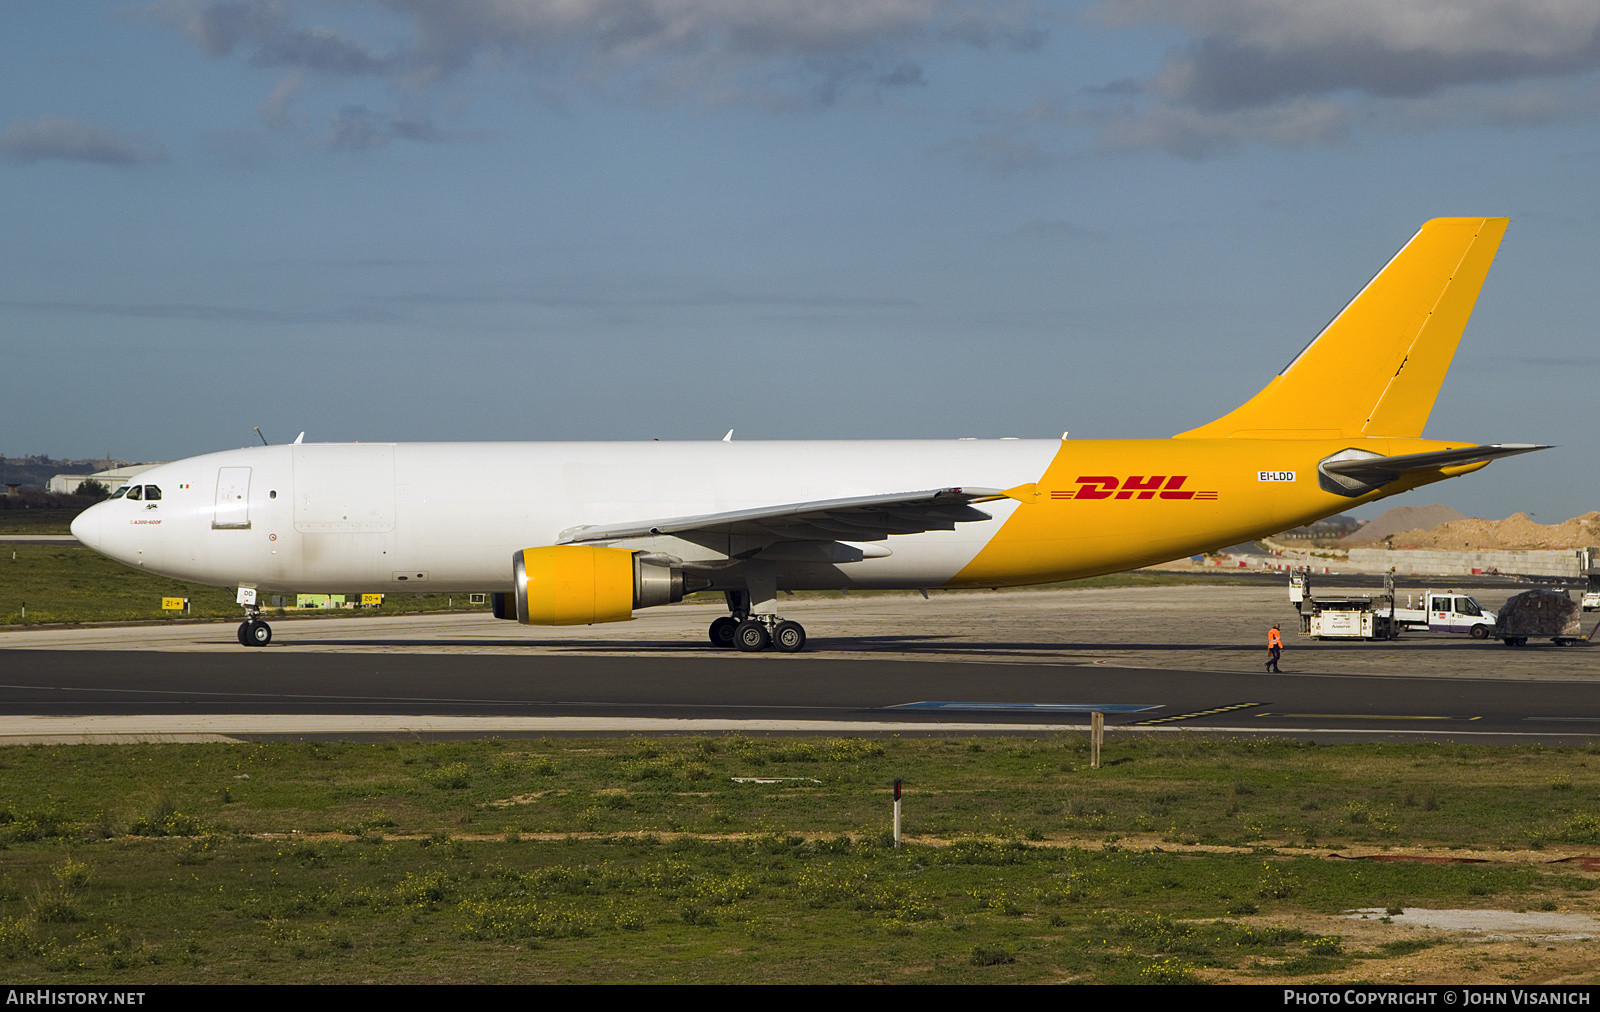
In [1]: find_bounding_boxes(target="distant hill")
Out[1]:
[1345,504,1467,544]
[1362,511,1600,551]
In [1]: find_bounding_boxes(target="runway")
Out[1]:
[3,648,1600,743]
[1,587,1594,743]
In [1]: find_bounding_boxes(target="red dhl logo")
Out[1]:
[1051,476,1219,501]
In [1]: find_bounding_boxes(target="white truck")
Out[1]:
[1390,591,1497,639]
[1290,570,1495,640]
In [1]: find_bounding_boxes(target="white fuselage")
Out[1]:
[70,440,1057,594]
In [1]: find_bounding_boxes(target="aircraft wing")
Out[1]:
[1320,443,1550,485]
[557,487,1008,545]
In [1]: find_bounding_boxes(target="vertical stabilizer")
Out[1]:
[1176,217,1508,440]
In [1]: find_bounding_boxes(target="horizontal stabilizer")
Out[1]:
[1318,443,1549,496]
[558,487,1005,545]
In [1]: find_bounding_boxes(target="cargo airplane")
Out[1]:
[72,217,1545,650]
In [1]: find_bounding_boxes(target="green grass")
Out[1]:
[0,509,82,535]
[0,545,488,625]
[0,736,1597,982]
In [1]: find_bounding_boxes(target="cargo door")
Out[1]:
[213,467,252,529]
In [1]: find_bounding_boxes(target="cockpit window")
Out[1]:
[125,485,142,501]
[143,485,161,501]
[109,486,128,499]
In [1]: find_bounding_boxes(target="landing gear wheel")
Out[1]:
[733,619,770,652]
[709,616,739,649]
[240,620,272,647]
[771,620,806,653]
[237,621,252,646]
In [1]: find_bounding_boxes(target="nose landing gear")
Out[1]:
[237,605,272,647]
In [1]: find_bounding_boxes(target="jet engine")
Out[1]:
[501,546,704,625]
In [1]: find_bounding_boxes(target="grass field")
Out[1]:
[0,509,81,535]
[0,545,490,625]
[1,735,1598,983]
[0,543,1256,626]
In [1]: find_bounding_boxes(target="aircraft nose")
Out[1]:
[70,503,102,550]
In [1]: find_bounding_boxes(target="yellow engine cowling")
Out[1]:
[510,546,692,625]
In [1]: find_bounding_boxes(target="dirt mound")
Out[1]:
[1354,511,1600,551]
[1347,504,1465,544]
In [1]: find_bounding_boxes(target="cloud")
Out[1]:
[1096,95,1350,159]
[155,0,390,73]
[0,298,401,325]
[941,127,1057,171]
[395,289,914,308]
[0,115,167,165]
[326,105,477,151]
[258,71,304,129]
[1077,0,1600,155]
[328,105,389,151]
[146,0,1045,107]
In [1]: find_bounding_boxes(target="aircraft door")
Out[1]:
[214,467,252,529]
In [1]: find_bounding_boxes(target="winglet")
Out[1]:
[1177,217,1509,440]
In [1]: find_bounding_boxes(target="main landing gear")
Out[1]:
[237,606,272,647]
[708,589,806,653]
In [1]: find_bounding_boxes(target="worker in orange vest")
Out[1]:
[1266,624,1283,673]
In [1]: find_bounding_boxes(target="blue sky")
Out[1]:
[2,1,1597,522]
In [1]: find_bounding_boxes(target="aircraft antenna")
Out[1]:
[253,427,269,446]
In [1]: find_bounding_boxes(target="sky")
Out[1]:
[2,0,1597,523]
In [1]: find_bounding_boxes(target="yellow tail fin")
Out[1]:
[1176,217,1508,440]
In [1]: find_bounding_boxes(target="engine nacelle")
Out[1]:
[509,546,696,625]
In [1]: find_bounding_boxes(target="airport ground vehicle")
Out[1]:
[1392,591,1496,638]
[1290,570,1495,640]
[70,218,1547,650]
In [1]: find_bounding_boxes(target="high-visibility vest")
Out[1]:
[1267,628,1283,648]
